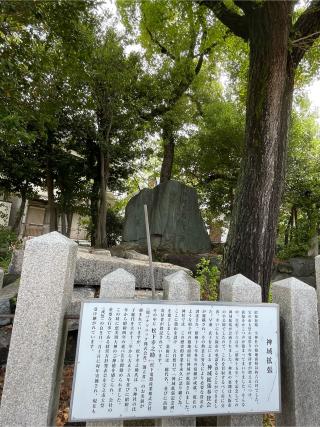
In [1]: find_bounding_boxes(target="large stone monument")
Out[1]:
[122,180,211,254]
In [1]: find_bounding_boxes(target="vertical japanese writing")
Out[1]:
[76,303,278,420]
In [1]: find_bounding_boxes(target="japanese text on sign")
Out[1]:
[70,301,280,421]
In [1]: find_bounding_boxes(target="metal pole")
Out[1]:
[144,204,156,299]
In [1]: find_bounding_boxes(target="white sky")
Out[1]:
[307,80,320,116]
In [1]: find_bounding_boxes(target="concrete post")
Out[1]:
[156,270,200,427]
[273,277,320,426]
[99,268,135,299]
[217,274,262,427]
[0,232,77,426]
[87,268,135,427]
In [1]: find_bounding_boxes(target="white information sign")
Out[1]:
[70,301,280,421]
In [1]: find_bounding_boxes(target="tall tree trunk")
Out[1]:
[61,213,67,236]
[86,138,100,247]
[223,3,294,301]
[46,134,57,232]
[202,0,320,301]
[66,212,73,238]
[95,147,109,248]
[160,119,175,183]
[13,186,27,235]
[47,166,57,232]
[90,178,99,247]
[95,109,112,249]
[284,206,294,246]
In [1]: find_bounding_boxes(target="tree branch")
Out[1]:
[140,7,214,120]
[186,93,204,117]
[199,1,249,40]
[204,172,237,183]
[234,1,255,15]
[292,0,320,67]
[144,25,176,61]
[196,39,218,57]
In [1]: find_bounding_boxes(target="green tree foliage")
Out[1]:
[198,1,320,301]
[118,0,229,182]
[174,89,244,223]
[78,26,152,247]
[0,0,97,232]
[0,1,151,245]
[195,258,219,301]
[277,98,320,258]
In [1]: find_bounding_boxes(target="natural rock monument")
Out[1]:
[122,180,211,254]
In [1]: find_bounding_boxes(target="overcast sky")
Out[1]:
[307,80,320,117]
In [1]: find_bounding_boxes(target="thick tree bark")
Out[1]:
[160,119,175,183]
[222,3,295,301]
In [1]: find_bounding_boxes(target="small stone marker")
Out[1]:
[67,287,96,331]
[273,277,320,426]
[163,270,200,301]
[8,248,24,275]
[86,268,135,427]
[0,232,77,427]
[100,268,135,299]
[220,274,261,303]
[218,274,263,427]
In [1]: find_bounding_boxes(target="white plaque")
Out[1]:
[70,301,280,421]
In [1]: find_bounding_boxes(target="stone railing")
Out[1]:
[1,231,320,426]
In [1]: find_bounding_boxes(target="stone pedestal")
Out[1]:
[157,270,200,427]
[273,277,320,426]
[0,232,77,426]
[86,268,135,427]
[217,274,262,427]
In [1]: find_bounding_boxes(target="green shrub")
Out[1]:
[106,208,124,247]
[195,258,220,301]
[0,226,19,271]
[81,208,124,247]
[277,241,309,260]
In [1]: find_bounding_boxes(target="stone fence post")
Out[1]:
[87,268,135,427]
[156,270,200,427]
[272,277,320,426]
[0,232,78,427]
[217,274,262,427]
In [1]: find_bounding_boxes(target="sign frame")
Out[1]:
[70,299,281,422]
